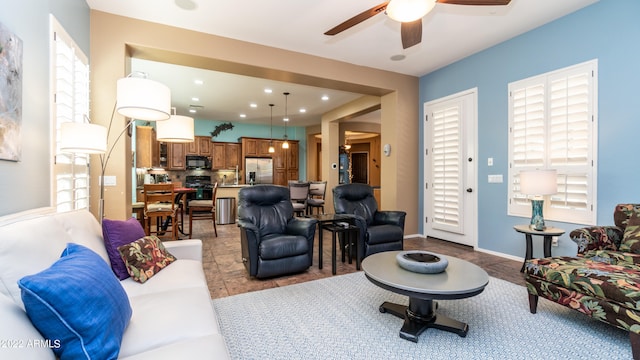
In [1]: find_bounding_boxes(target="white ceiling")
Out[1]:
[87,0,598,126]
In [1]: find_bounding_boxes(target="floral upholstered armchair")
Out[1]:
[525,204,640,358]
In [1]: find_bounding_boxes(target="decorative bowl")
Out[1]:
[396,250,448,274]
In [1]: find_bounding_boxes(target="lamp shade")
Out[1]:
[386,0,436,23]
[116,77,171,121]
[156,115,195,143]
[519,169,557,195]
[59,122,107,154]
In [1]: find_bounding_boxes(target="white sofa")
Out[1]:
[0,208,230,359]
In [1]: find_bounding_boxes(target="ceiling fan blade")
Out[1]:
[436,0,511,5]
[324,2,389,36]
[401,20,422,49]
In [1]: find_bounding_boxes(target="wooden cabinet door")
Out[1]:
[258,139,272,156]
[186,139,198,155]
[273,140,286,170]
[243,138,257,156]
[287,141,299,170]
[168,143,186,170]
[198,136,212,156]
[135,126,154,168]
[225,143,240,169]
[212,142,225,169]
[274,169,287,186]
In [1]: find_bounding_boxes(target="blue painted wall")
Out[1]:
[419,0,640,258]
[0,0,90,216]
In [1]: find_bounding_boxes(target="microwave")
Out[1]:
[186,155,211,169]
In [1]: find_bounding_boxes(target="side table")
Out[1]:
[514,224,565,272]
[321,223,360,275]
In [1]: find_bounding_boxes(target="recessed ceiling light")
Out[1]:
[390,54,406,61]
[321,95,329,101]
[299,108,306,113]
[283,117,289,122]
[250,103,257,108]
[240,114,246,118]
[264,88,272,94]
[191,97,199,102]
[189,109,197,113]
[194,80,204,85]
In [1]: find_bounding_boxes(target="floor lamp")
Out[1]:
[60,73,172,223]
[519,169,558,231]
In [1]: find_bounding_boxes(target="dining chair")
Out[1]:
[289,181,310,217]
[188,182,218,238]
[306,181,327,215]
[143,183,178,241]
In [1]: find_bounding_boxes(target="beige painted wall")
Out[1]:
[90,11,419,234]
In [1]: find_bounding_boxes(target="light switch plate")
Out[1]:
[488,174,503,183]
[101,176,117,187]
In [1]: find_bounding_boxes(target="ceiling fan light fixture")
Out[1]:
[386,0,436,23]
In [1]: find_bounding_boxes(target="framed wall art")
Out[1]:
[0,21,23,162]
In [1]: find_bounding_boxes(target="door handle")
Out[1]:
[466,188,473,193]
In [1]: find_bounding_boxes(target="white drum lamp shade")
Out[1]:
[59,122,107,154]
[386,0,436,23]
[156,115,195,143]
[116,77,171,121]
[520,170,558,196]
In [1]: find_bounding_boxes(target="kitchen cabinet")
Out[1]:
[225,143,240,169]
[212,142,241,169]
[241,137,273,158]
[212,143,225,169]
[186,136,212,157]
[167,142,186,170]
[239,137,298,185]
[135,126,158,168]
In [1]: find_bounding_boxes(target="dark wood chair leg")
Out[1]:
[212,210,217,237]
[630,332,640,360]
[528,293,538,314]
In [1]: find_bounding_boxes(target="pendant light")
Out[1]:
[268,104,275,153]
[282,92,290,149]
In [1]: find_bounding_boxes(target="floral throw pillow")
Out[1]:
[620,212,640,254]
[117,236,176,283]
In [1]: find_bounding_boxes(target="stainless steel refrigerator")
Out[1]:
[245,157,274,184]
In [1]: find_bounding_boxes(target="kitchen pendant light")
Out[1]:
[268,103,275,153]
[282,92,290,149]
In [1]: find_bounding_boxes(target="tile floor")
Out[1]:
[185,217,526,299]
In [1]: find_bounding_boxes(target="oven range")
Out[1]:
[185,175,213,200]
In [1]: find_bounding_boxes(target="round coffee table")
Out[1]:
[362,251,489,342]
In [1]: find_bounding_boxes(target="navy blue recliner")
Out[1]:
[238,185,317,279]
[333,183,406,262]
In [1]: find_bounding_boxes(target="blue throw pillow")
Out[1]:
[18,243,132,360]
[103,217,147,280]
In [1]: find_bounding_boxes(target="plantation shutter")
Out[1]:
[508,60,596,225]
[51,16,91,212]
[548,69,592,218]
[431,104,463,233]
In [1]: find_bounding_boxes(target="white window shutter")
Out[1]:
[51,16,91,212]
[508,60,597,225]
[431,104,463,233]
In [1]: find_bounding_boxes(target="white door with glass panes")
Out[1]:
[424,88,477,247]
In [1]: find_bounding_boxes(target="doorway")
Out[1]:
[351,152,369,184]
[424,88,478,247]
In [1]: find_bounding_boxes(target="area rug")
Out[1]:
[212,272,631,359]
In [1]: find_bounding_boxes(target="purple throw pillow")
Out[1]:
[102,218,146,280]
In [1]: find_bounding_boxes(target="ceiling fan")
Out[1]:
[324,0,512,49]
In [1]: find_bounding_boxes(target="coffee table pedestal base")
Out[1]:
[380,298,469,343]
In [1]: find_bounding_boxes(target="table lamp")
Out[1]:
[519,169,557,231]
